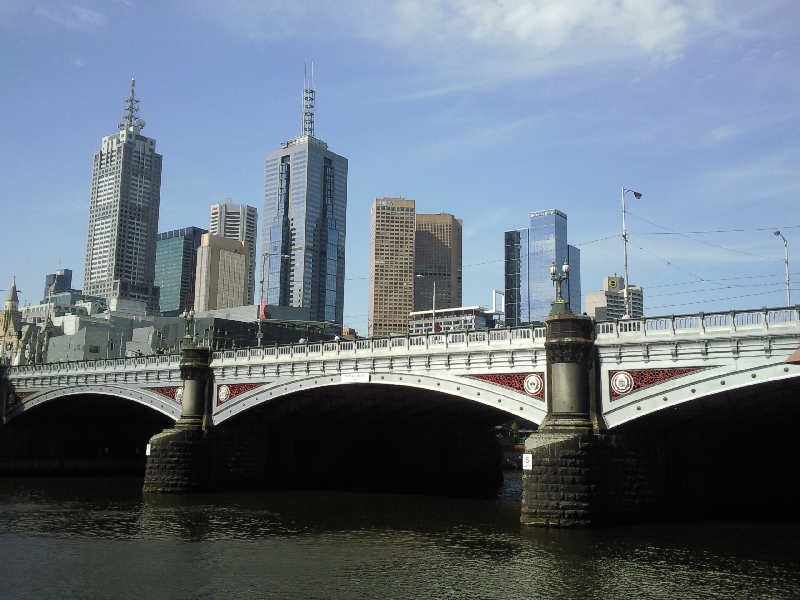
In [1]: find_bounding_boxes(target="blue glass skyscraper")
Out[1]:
[504,209,581,325]
[262,73,347,324]
[155,227,207,316]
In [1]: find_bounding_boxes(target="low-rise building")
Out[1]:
[408,306,497,335]
[585,275,644,320]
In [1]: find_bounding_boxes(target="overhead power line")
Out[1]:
[627,211,782,261]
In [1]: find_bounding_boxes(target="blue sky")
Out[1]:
[1,0,798,333]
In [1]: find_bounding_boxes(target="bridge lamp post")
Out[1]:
[180,308,195,348]
[258,252,291,347]
[415,274,437,333]
[621,187,642,317]
[549,258,571,315]
[774,231,791,307]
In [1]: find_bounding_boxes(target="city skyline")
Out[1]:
[2,2,798,335]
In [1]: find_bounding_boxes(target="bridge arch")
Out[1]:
[5,385,181,424]
[601,360,800,429]
[212,372,547,426]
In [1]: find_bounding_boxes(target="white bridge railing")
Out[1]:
[210,326,547,365]
[596,307,799,339]
[6,325,548,374]
[7,307,799,376]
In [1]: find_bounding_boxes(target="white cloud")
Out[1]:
[191,0,724,82]
[69,4,104,26]
[34,4,105,28]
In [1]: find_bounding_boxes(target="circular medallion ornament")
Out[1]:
[611,371,634,395]
[217,385,231,403]
[523,373,544,396]
[175,387,184,404]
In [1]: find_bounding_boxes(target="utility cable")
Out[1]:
[627,211,782,261]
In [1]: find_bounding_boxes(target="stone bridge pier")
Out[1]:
[521,309,667,527]
[143,347,265,492]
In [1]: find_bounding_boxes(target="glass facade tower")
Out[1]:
[262,125,347,324]
[504,209,581,325]
[155,227,206,316]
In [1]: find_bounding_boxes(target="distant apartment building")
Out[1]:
[155,227,207,316]
[585,275,643,320]
[504,209,581,325]
[369,198,416,337]
[414,213,462,313]
[193,234,251,312]
[42,269,77,301]
[408,306,496,335]
[209,199,257,305]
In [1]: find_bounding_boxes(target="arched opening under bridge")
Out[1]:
[1,393,174,475]
[613,376,800,520]
[218,382,535,498]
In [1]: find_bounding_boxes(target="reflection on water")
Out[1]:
[1,473,798,600]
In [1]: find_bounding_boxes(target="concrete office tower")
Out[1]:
[193,234,251,312]
[504,209,581,326]
[83,79,162,316]
[585,275,644,320]
[262,67,348,324]
[369,198,416,337]
[414,213,462,312]
[209,199,258,305]
[155,227,207,316]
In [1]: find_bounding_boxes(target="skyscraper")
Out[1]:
[504,209,581,325]
[262,67,348,324]
[209,199,258,305]
[369,198,416,337]
[155,227,207,316]
[193,234,251,312]
[83,79,162,316]
[414,213,462,313]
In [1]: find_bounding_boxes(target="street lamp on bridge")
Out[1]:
[415,274,438,333]
[258,251,291,346]
[774,230,791,307]
[621,187,642,317]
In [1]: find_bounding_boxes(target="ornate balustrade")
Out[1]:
[595,307,799,341]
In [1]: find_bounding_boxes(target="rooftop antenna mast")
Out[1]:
[119,78,140,131]
[302,59,315,138]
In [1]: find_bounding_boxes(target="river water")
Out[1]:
[1,473,798,600]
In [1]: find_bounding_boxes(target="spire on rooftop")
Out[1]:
[302,59,315,138]
[118,78,144,131]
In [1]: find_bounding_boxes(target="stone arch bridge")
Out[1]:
[4,307,799,429]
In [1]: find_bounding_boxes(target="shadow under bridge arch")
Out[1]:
[212,377,542,497]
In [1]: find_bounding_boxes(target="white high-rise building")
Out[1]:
[83,79,161,315]
[262,66,348,324]
[585,275,644,320]
[209,198,258,305]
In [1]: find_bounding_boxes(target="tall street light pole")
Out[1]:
[774,230,791,306]
[258,251,290,346]
[621,187,642,317]
[415,274,436,333]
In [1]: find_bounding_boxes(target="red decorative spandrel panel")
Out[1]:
[147,386,183,404]
[468,373,544,399]
[217,383,263,405]
[609,368,703,399]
